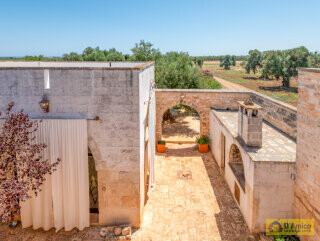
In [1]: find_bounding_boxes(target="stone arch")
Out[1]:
[157,99,207,141]
[229,144,245,191]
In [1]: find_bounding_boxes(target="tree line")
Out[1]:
[219,46,320,87]
[24,40,221,90]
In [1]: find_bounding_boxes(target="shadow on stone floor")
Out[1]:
[201,151,253,240]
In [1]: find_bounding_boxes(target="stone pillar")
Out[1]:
[237,99,263,147]
[294,68,320,240]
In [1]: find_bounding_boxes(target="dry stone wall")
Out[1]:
[251,92,297,139]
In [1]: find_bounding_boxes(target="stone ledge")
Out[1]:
[298,67,320,73]
[155,89,251,93]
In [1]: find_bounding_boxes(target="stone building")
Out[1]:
[0,61,319,238]
[0,61,156,227]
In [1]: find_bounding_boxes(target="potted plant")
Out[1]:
[196,135,210,153]
[157,140,166,153]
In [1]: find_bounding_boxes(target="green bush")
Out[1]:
[158,140,165,145]
[196,135,210,145]
[198,75,222,89]
[155,52,202,89]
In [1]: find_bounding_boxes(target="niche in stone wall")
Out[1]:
[229,144,245,192]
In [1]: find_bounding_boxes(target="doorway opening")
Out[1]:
[88,148,99,223]
[162,105,200,143]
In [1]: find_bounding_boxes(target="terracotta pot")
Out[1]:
[157,143,166,153]
[198,144,208,153]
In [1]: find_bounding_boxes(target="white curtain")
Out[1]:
[21,120,89,232]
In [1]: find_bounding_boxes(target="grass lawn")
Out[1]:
[203,61,298,107]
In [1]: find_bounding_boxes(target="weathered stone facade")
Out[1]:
[294,68,320,240]
[210,109,296,233]
[0,61,155,227]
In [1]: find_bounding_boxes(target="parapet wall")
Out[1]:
[294,68,320,240]
[251,92,297,139]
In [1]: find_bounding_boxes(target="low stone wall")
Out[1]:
[250,92,297,139]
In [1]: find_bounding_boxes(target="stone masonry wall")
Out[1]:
[294,68,320,240]
[155,89,250,141]
[0,65,153,227]
[251,92,297,139]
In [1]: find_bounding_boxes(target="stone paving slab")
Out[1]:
[132,143,251,241]
[0,143,253,241]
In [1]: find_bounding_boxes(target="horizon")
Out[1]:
[1,0,319,57]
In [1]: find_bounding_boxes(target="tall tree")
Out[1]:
[308,51,320,68]
[155,52,201,89]
[231,55,236,66]
[0,103,60,223]
[245,49,262,74]
[131,40,161,61]
[220,55,232,70]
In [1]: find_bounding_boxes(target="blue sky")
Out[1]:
[0,0,319,57]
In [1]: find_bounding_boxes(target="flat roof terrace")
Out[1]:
[211,109,296,163]
[0,61,153,70]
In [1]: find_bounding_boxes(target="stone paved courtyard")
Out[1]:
[133,143,251,241]
[0,143,252,241]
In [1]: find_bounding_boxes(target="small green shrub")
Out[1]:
[196,135,210,145]
[171,105,198,114]
[198,75,222,89]
[273,235,299,241]
[158,140,165,145]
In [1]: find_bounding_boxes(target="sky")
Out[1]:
[0,0,319,57]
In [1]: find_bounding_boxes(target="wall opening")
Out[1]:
[88,148,99,223]
[161,105,200,142]
[44,69,50,89]
[229,144,245,192]
[220,133,226,173]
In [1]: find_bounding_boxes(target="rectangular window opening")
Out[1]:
[44,69,50,89]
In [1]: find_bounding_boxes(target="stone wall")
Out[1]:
[155,89,250,141]
[294,68,320,240]
[0,63,154,227]
[209,109,295,233]
[251,92,297,139]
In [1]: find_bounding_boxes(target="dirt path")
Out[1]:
[214,76,249,91]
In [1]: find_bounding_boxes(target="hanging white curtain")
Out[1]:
[21,120,89,232]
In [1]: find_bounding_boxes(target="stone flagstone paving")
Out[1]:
[132,143,251,241]
[0,143,252,241]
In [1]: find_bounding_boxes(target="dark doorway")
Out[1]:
[88,148,99,214]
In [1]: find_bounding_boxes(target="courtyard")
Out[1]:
[0,109,251,241]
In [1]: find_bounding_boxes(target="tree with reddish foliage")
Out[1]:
[0,102,60,224]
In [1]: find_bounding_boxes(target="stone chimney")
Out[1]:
[238,97,263,147]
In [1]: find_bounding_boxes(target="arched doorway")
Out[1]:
[161,105,200,142]
[229,144,245,192]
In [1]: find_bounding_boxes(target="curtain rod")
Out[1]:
[0,117,100,120]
